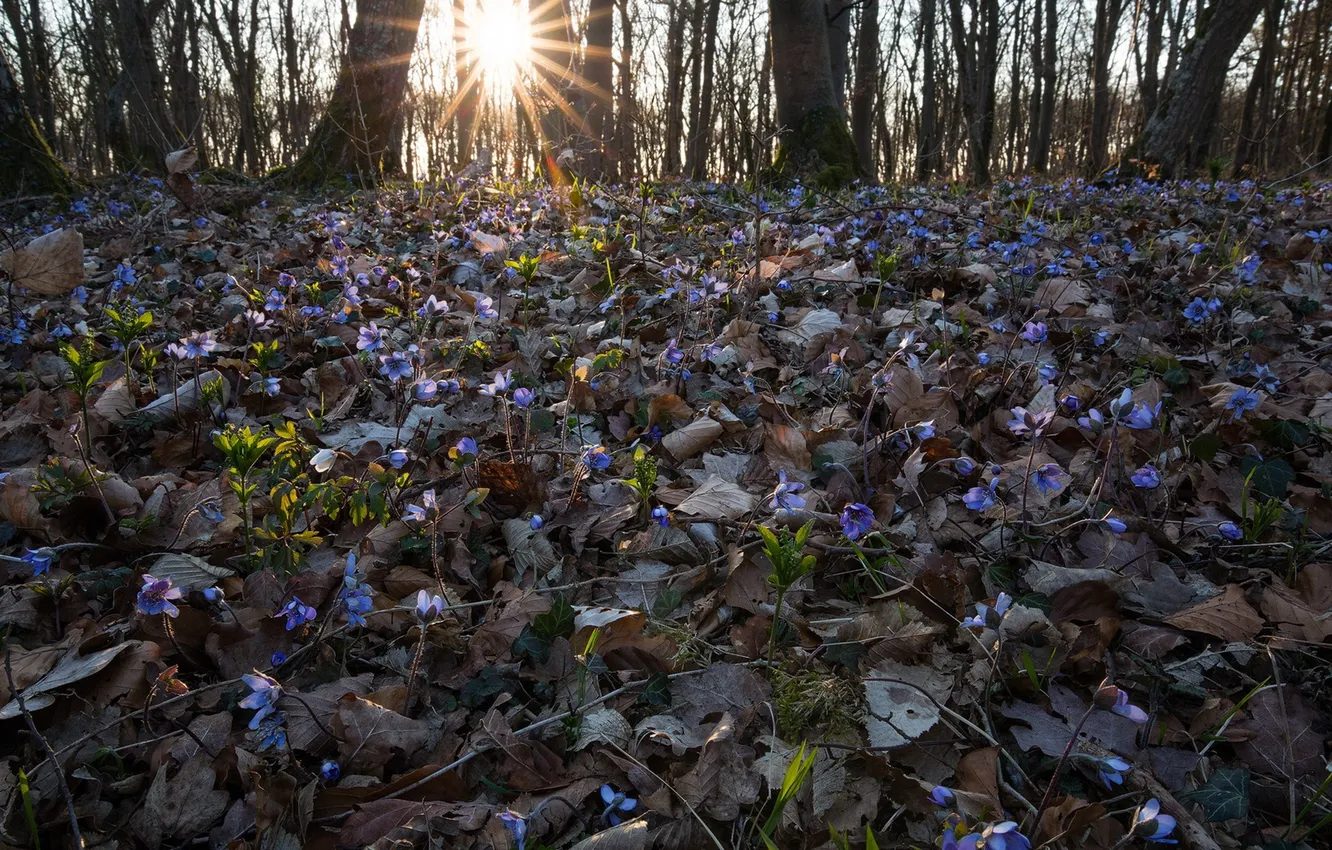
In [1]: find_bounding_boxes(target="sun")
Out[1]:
[464,0,533,90]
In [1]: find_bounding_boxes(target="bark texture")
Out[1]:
[1137,0,1265,176]
[287,0,427,185]
[769,0,860,185]
[0,42,71,195]
[850,0,878,177]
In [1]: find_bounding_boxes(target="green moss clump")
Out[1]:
[771,106,863,188]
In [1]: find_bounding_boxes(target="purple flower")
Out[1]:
[1103,515,1127,534]
[1218,521,1243,541]
[977,352,992,366]
[1031,463,1069,495]
[1078,408,1106,434]
[480,370,512,397]
[1225,387,1261,419]
[475,295,498,319]
[770,470,806,512]
[379,352,413,383]
[953,457,976,476]
[388,448,410,469]
[320,760,341,781]
[1094,755,1131,788]
[179,331,217,359]
[1059,394,1080,412]
[582,445,612,470]
[662,338,685,365]
[22,548,52,575]
[1095,680,1149,723]
[1131,464,1161,489]
[406,489,437,523]
[270,651,287,666]
[530,514,544,530]
[911,420,936,440]
[840,503,875,540]
[964,478,999,511]
[652,506,670,527]
[356,323,383,351]
[416,589,445,622]
[453,437,478,460]
[277,596,316,630]
[254,710,287,751]
[962,592,1012,628]
[1183,297,1211,324]
[981,821,1031,850]
[202,586,224,602]
[929,786,954,807]
[1020,321,1048,343]
[137,574,183,617]
[414,379,439,401]
[599,783,638,825]
[513,387,535,408]
[419,294,447,316]
[1131,799,1178,844]
[1008,406,1055,438]
[239,671,282,729]
[497,811,527,850]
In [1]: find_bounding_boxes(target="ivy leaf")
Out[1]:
[511,625,552,663]
[638,672,672,707]
[1240,456,1294,501]
[532,594,576,641]
[1181,768,1249,822]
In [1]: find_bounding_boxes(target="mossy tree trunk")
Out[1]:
[287,0,427,186]
[768,0,861,186]
[1135,0,1265,177]
[0,42,71,196]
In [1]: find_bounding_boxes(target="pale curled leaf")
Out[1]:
[0,227,84,295]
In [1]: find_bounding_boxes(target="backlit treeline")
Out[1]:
[2,0,1330,184]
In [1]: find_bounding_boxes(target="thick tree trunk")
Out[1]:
[1136,0,1166,123]
[1137,0,1265,175]
[1233,0,1283,175]
[663,0,687,173]
[616,0,636,176]
[109,0,176,172]
[769,0,861,184]
[1029,0,1056,171]
[585,0,616,173]
[288,0,427,185]
[1087,0,1126,175]
[685,0,721,179]
[826,0,854,107]
[850,0,878,177]
[452,0,481,167]
[916,0,937,180]
[0,42,71,195]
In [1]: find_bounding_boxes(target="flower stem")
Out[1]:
[1030,705,1095,831]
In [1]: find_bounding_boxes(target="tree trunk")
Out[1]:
[947,0,1000,184]
[1031,0,1056,171]
[1136,0,1166,123]
[585,0,615,173]
[826,0,854,107]
[1233,0,1283,175]
[1087,0,1126,175]
[685,0,721,179]
[850,0,878,177]
[663,0,687,173]
[109,0,176,172]
[452,0,481,167]
[616,0,636,176]
[0,41,71,195]
[288,0,427,185]
[769,0,861,184]
[1137,0,1265,175]
[916,0,937,179]
[1025,0,1042,168]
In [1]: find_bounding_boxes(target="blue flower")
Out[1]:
[1095,680,1149,723]
[929,785,955,807]
[179,331,217,358]
[513,387,535,408]
[1093,755,1131,788]
[582,445,612,470]
[1103,515,1127,534]
[530,514,545,530]
[414,379,439,401]
[416,589,445,622]
[253,710,288,751]
[652,506,670,527]
[22,548,52,575]
[451,438,478,465]
[1131,799,1178,844]
[1031,463,1069,495]
[497,811,527,850]
[388,448,411,469]
[203,586,224,602]
[1007,407,1054,438]
[839,503,874,540]
[379,352,413,383]
[953,457,976,476]
[911,420,936,440]
[475,295,498,319]
[962,592,1012,629]
[1131,464,1161,489]
[981,821,1031,850]
[480,370,512,397]
[662,338,685,365]
[1218,521,1243,541]
[977,352,992,366]
[320,760,341,781]
[963,478,999,511]
[277,596,316,630]
[419,294,447,316]
[769,470,806,512]
[356,323,383,351]
[137,574,183,617]
[271,651,288,666]
[1224,387,1261,419]
[239,671,282,729]
[1077,408,1105,434]
[599,783,637,825]
[406,489,437,523]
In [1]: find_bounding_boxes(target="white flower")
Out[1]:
[310,448,337,472]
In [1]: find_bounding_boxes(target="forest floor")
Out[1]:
[0,171,1331,850]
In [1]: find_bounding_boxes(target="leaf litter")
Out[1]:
[0,172,1330,850]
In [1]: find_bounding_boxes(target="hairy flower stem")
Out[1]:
[765,586,786,677]
[404,629,428,713]
[1030,705,1095,831]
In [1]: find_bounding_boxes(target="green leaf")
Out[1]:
[1240,456,1295,500]
[1181,768,1249,822]
[638,672,672,706]
[511,625,552,663]
[1189,433,1222,463]
[460,665,509,708]
[1258,419,1310,450]
[532,594,575,640]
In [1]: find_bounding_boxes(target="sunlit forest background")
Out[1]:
[2,0,1331,184]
